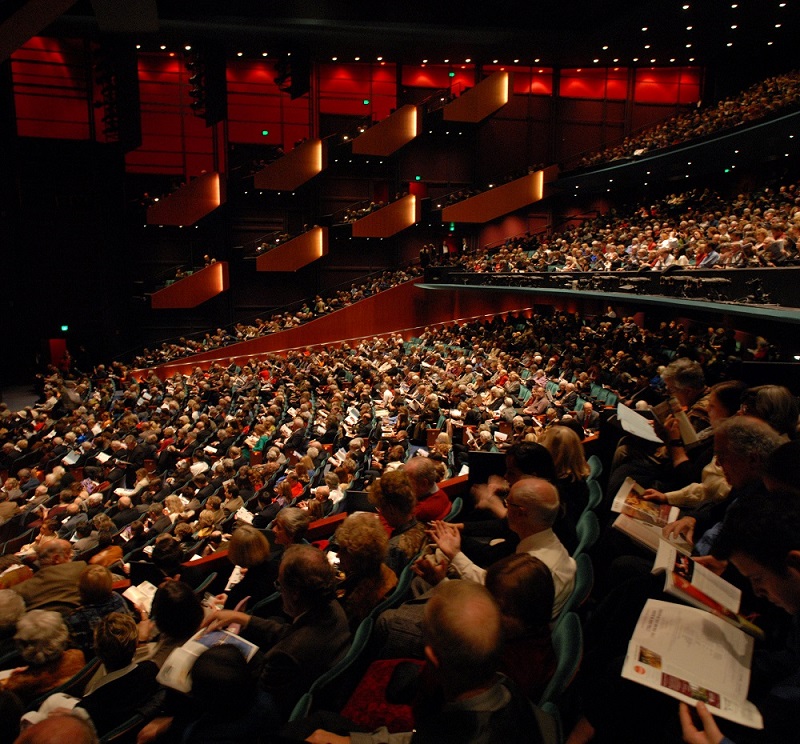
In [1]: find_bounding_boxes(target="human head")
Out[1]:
[94,612,138,672]
[504,442,557,484]
[151,534,185,577]
[504,477,560,537]
[278,544,337,618]
[14,713,98,744]
[78,565,114,605]
[14,610,69,665]
[150,580,204,642]
[661,358,706,407]
[273,507,312,546]
[706,380,748,429]
[402,457,438,498]
[334,513,388,577]
[714,416,783,490]
[739,385,799,438]
[227,524,271,568]
[485,553,554,638]
[0,589,25,636]
[190,645,257,718]
[36,539,73,567]
[368,470,416,528]
[536,426,589,482]
[424,580,503,698]
[715,491,800,615]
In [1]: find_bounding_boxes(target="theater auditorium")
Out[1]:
[0,2,799,743]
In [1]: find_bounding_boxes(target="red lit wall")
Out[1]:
[634,67,701,104]
[560,67,629,100]
[318,62,396,121]
[227,59,311,146]
[483,66,554,96]
[125,53,215,176]
[11,37,91,140]
[401,64,475,94]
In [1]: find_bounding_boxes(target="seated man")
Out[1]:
[12,540,87,614]
[428,477,575,620]
[203,544,351,724]
[306,580,557,744]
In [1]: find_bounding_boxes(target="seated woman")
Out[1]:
[271,507,313,551]
[222,525,279,610]
[537,425,591,528]
[485,553,557,703]
[65,565,131,657]
[0,610,85,705]
[334,513,398,630]
[135,580,204,669]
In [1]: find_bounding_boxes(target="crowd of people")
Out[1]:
[575,70,800,169]
[0,286,797,742]
[131,173,800,372]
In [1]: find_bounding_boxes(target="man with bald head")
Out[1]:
[429,477,575,619]
[307,580,555,744]
[12,539,87,613]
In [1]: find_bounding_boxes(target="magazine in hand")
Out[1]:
[122,580,158,614]
[157,628,259,693]
[611,477,679,527]
[621,599,763,729]
[652,542,763,639]
[651,398,699,447]
[612,514,692,555]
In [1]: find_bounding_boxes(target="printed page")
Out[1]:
[621,599,762,729]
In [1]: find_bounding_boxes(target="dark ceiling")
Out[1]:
[46,0,796,75]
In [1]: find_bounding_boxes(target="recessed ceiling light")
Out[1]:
[444,59,449,63]
[236,51,243,57]
[422,59,428,63]
[465,58,471,63]
[331,56,337,61]
[686,25,693,30]
[136,44,141,49]
[633,57,639,62]
[613,58,619,62]
[602,45,608,50]
[492,59,498,64]
[686,43,692,47]
[731,24,737,29]
[377,56,383,61]
[682,3,689,8]
[644,44,651,49]
[641,27,648,32]
[513,59,519,63]
[160,45,166,50]
[775,23,782,28]
[593,59,599,63]
[727,42,733,46]
[534,58,540,63]
[670,58,676,62]
[354,56,360,61]
[184,45,191,51]
[262,52,268,57]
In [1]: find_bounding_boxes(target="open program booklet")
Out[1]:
[157,628,259,693]
[622,599,763,729]
[652,542,764,639]
[611,477,679,527]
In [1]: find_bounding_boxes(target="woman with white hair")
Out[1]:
[0,610,85,704]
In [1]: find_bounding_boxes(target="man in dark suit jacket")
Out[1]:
[575,401,600,433]
[204,544,351,723]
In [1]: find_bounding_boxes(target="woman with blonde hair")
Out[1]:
[221,524,278,609]
[537,425,590,526]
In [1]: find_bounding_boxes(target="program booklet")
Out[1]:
[652,542,763,639]
[157,628,259,693]
[621,599,763,729]
[651,398,700,447]
[612,514,692,555]
[611,477,679,527]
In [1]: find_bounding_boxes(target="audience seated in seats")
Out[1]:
[0,610,84,705]
[426,477,575,620]
[304,580,557,744]
[180,545,353,732]
[333,512,398,631]
[368,471,427,576]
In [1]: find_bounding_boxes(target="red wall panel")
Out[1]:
[11,37,91,140]
[634,67,701,104]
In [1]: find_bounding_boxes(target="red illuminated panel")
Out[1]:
[11,37,91,140]
[150,261,229,309]
[256,227,328,272]
[490,66,554,96]
[560,67,628,101]
[227,58,311,145]
[125,53,214,176]
[634,67,701,104]
[401,64,475,94]
[318,62,396,121]
[146,171,223,226]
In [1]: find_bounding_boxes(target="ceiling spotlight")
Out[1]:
[602,45,608,50]
[731,24,737,29]
[514,59,519,63]
[262,52,268,57]
[354,56,360,61]
[444,58,449,63]
[377,56,383,61]
[465,58,471,63]
[135,44,141,49]
[236,51,243,57]
[184,45,191,51]
[492,59,498,64]
[332,56,337,61]
[682,3,689,8]
[644,44,651,49]
[534,58,540,63]
[641,27,648,32]
[422,59,428,63]
[160,45,166,50]
[686,25,693,30]
[593,58,599,63]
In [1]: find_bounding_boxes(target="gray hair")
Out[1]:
[15,610,69,665]
[661,358,705,392]
[715,416,782,466]
[0,589,25,634]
